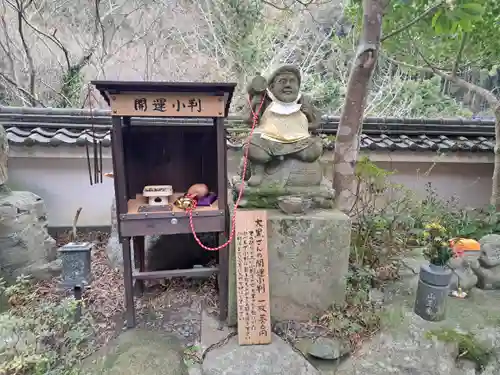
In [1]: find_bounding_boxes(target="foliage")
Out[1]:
[366,74,472,118]
[344,0,500,116]
[415,182,500,239]
[0,276,94,375]
[338,157,500,345]
[350,157,418,269]
[59,67,85,108]
[350,159,500,269]
[319,265,381,348]
[420,222,454,265]
[0,0,476,119]
[370,0,500,70]
[426,328,494,371]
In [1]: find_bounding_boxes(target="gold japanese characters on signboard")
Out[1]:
[235,210,271,346]
[109,93,225,117]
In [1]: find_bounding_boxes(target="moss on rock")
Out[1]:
[82,329,188,375]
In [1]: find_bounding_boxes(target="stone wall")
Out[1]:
[0,191,60,281]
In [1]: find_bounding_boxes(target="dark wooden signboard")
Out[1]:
[110,93,225,117]
[235,210,271,345]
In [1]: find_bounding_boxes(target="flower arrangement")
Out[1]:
[421,222,455,266]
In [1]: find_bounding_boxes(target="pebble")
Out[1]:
[308,337,351,360]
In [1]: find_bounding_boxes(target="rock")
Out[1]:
[26,259,62,281]
[200,310,234,352]
[82,329,188,375]
[335,313,459,375]
[308,337,350,360]
[369,289,385,306]
[335,279,500,375]
[482,357,500,375]
[188,365,202,375]
[202,333,319,375]
[456,359,478,374]
[0,191,58,281]
[228,209,350,324]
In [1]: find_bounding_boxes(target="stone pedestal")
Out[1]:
[231,177,336,210]
[228,209,351,325]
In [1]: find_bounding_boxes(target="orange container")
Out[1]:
[449,238,481,254]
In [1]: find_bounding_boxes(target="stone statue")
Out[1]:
[469,234,500,289]
[448,256,478,293]
[232,65,335,209]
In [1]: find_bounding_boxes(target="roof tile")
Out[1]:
[2,121,495,153]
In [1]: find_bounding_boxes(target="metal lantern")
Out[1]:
[58,242,93,288]
[58,242,92,322]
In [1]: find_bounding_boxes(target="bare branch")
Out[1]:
[0,71,46,106]
[261,0,330,11]
[381,1,444,42]
[0,2,19,85]
[5,0,71,69]
[451,32,467,77]
[10,0,37,104]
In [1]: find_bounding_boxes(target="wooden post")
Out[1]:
[235,210,271,345]
[216,117,229,322]
[133,236,146,295]
[111,115,135,328]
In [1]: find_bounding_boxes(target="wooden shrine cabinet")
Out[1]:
[92,81,236,328]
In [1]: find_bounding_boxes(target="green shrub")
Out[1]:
[350,159,500,272]
[0,276,94,375]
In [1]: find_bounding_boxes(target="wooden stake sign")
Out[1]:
[235,210,271,345]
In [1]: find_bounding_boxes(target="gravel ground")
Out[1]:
[36,230,219,349]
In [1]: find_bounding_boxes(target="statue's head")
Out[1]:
[268,65,301,103]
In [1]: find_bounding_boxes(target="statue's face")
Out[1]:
[270,72,299,103]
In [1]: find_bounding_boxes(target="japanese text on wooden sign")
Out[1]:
[235,210,271,346]
[110,93,225,117]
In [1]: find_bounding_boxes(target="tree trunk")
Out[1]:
[0,125,9,186]
[491,106,500,209]
[332,0,384,212]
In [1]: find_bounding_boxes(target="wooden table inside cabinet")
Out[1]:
[119,197,230,329]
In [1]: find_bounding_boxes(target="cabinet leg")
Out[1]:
[122,237,136,328]
[218,232,229,323]
[133,236,146,296]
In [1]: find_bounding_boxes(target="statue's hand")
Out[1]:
[300,95,320,131]
[247,74,268,96]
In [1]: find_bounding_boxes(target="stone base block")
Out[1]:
[231,176,335,210]
[228,209,351,324]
